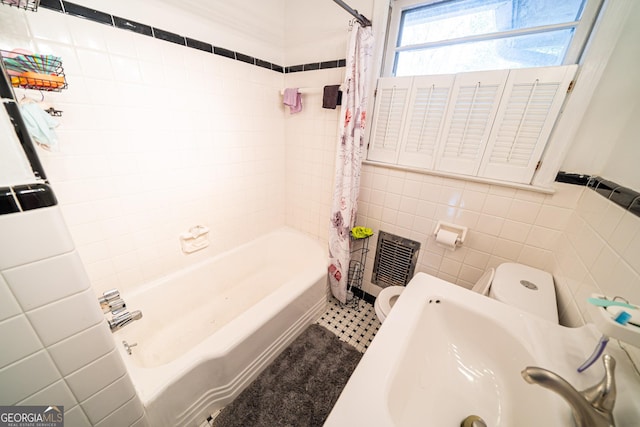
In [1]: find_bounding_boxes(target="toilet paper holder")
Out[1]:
[433,221,468,247]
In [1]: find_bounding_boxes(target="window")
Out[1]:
[385,0,602,77]
[368,65,577,184]
[367,0,604,187]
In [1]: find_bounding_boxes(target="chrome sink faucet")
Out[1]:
[521,354,616,427]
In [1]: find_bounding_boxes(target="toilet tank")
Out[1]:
[489,263,558,323]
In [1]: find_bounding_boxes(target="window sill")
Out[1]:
[362,160,556,195]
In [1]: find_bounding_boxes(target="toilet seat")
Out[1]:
[374,286,404,323]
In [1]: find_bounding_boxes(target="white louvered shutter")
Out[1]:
[435,70,508,176]
[479,65,578,183]
[398,74,454,169]
[367,77,412,164]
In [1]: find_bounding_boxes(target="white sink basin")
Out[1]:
[325,273,640,426]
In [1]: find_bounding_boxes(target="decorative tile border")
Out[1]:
[38,0,346,74]
[556,171,640,218]
[0,184,57,215]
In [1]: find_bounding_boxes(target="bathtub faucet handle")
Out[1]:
[98,289,121,312]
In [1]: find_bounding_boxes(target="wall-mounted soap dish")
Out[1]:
[180,225,209,254]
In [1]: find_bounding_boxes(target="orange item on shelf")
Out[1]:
[16,72,65,89]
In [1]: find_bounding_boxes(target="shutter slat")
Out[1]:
[436,70,508,176]
[479,65,578,183]
[367,77,413,164]
[398,74,455,168]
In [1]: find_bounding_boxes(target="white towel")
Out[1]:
[19,102,59,151]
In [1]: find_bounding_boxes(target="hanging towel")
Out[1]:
[322,85,342,109]
[19,102,60,151]
[283,88,302,114]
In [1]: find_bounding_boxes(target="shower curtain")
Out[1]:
[328,22,374,304]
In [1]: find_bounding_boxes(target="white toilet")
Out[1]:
[374,262,558,324]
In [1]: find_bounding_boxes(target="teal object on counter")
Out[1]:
[351,226,373,239]
[587,297,638,310]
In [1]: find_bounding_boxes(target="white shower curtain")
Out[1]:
[328,23,374,304]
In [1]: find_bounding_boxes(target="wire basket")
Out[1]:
[1,49,67,91]
[0,0,40,12]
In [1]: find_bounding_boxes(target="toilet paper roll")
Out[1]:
[435,229,459,250]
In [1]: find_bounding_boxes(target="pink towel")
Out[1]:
[283,88,302,114]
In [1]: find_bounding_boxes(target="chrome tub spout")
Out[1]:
[108,310,143,332]
[521,354,616,427]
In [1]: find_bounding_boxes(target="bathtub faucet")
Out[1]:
[521,354,616,427]
[108,310,143,332]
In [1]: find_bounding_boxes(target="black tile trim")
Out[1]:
[320,60,339,69]
[14,184,58,211]
[113,16,153,37]
[255,59,272,70]
[610,186,639,210]
[286,65,304,74]
[39,0,64,12]
[236,53,255,65]
[36,2,346,75]
[0,184,57,216]
[186,38,213,53]
[558,173,640,219]
[3,102,47,182]
[630,198,640,217]
[555,172,590,186]
[213,47,235,60]
[153,28,186,46]
[0,58,16,99]
[63,2,113,26]
[0,187,20,215]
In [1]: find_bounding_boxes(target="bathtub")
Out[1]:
[113,227,328,426]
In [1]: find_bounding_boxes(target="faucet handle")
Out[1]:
[98,289,120,312]
[581,354,616,413]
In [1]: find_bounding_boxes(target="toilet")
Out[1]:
[374,262,558,324]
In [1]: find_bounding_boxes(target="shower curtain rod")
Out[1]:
[333,0,372,27]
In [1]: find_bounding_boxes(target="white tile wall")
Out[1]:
[553,189,640,327]
[353,168,578,294]
[0,6,287,298]
[0,207,145,425]
[283,68,344,240]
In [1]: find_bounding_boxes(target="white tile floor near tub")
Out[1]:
[200,298,380,426]
[314,297,381,353]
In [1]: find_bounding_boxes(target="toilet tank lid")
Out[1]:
[491,263,558,323]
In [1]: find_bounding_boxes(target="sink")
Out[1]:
[325,273,640,426]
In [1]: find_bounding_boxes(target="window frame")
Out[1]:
[383,0,603,77]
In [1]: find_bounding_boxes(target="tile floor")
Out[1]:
[315,297,381,353]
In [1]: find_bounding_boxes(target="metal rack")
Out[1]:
[0,50,67,92]
[344,233,371,309]
[0,0,40,12]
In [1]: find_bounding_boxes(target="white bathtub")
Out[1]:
[113,227,328,426]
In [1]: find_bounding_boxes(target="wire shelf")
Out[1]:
[344,233,371,309]
[0,0,40,12]
[1,49,67,91]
